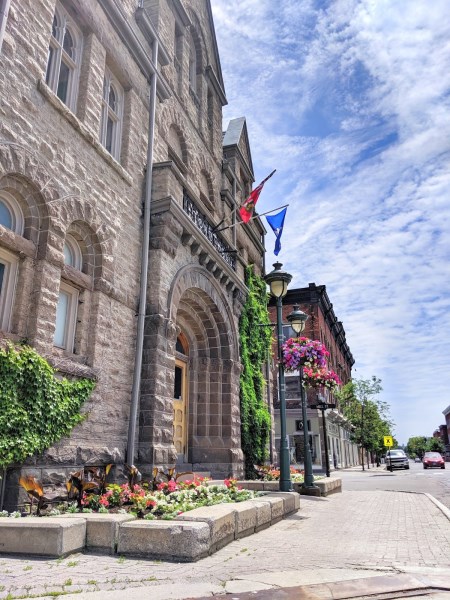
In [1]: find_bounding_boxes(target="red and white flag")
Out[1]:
[239,170,276,223]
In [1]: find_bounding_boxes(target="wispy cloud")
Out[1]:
[212,0,450,442]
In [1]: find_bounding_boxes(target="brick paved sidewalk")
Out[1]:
[0,490,449,599]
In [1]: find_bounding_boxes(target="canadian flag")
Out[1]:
[239,170,276,223]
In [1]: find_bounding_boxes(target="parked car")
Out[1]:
[385,449,409,470]
[422,452,445,469]
[414,457,421,463]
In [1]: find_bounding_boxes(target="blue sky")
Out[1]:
[211,0,450,445]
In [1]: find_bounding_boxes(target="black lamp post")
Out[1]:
[310,393,336,478]
[265,262,292,492]
[286,305,318,491]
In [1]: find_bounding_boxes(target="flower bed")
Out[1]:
[78,477,253,520]
[254,465,324,483]
[4,474,255,520]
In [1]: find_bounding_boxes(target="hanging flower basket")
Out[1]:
[282,337,329,371]
[303,367,342,391]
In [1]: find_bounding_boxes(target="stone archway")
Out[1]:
[138,265,244,478]
[169,267,242,476]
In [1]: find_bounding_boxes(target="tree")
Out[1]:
[335,376,393,470]
[406,436,428,459]
[426,437,445,453]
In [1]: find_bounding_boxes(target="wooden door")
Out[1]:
[173,359,188,458]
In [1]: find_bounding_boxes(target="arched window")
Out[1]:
[0,191,24,332]
[54,234,82,351]
[100,69,123,160]
[45,2,82,111]
[63,234,82,270]
[0,197,12,229]
[176,333,189,356]
[0,191,24,234]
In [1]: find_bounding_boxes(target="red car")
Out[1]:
[423,452,445,469]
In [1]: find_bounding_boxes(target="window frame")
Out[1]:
[45,1,82,112]
[0,190,24,234]
[0,0,11,53]
[0,246,18,332]
[100,68,124,161]
[53,280,79,352]
[188,34,197,95]
[63,234,83,270]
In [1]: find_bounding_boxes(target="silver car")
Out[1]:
[385,449,409,470]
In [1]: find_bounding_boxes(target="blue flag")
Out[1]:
[265,207,287,256]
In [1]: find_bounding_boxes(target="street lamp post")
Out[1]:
[265,262,292,492]
[310,394,336,478]
[286,305,319,492]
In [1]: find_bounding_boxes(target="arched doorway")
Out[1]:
[138,265,244,478]
[168,267,243,476]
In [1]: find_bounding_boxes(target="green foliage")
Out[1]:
[0,343,95,469]
[406,436,428,458]
[239,266,272,478]
[426,437,445,453]
[335,376,393,459]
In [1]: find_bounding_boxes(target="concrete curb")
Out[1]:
[424,492,450,521]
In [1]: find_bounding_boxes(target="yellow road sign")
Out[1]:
[384,436,393,447]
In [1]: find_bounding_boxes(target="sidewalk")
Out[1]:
[1,489,450,599]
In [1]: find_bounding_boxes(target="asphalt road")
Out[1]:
[339,460,450,508]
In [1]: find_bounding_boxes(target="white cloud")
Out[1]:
[212,0,450,443]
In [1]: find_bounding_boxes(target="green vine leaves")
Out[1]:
[239,266,273,478]
[0,343,95,469]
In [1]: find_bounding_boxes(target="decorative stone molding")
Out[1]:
[152,196,247,303]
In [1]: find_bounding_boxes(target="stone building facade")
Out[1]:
[269,283,359,471]
[440,407,450,461]
[0,0,265,507]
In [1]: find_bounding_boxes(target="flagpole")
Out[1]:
[215,204,289,233]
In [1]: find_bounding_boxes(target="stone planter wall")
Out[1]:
[0,491,299,561]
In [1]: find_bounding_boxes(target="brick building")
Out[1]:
[269,283,359,471]
[0,0,266,507]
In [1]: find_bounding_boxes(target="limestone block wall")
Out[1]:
[0,0,152,506]
[0,0,266,503]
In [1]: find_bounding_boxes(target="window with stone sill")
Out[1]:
[0,192,24,332]
[54,235,83,352]
[100,69,123,161]
[45,1,82,112]
[174,24,183,94]
[0,246,18,332]
[54,280,79,351]
[207,88,214,146]
[188,36,196,93]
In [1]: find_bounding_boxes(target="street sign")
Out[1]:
[384,436,393,447]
